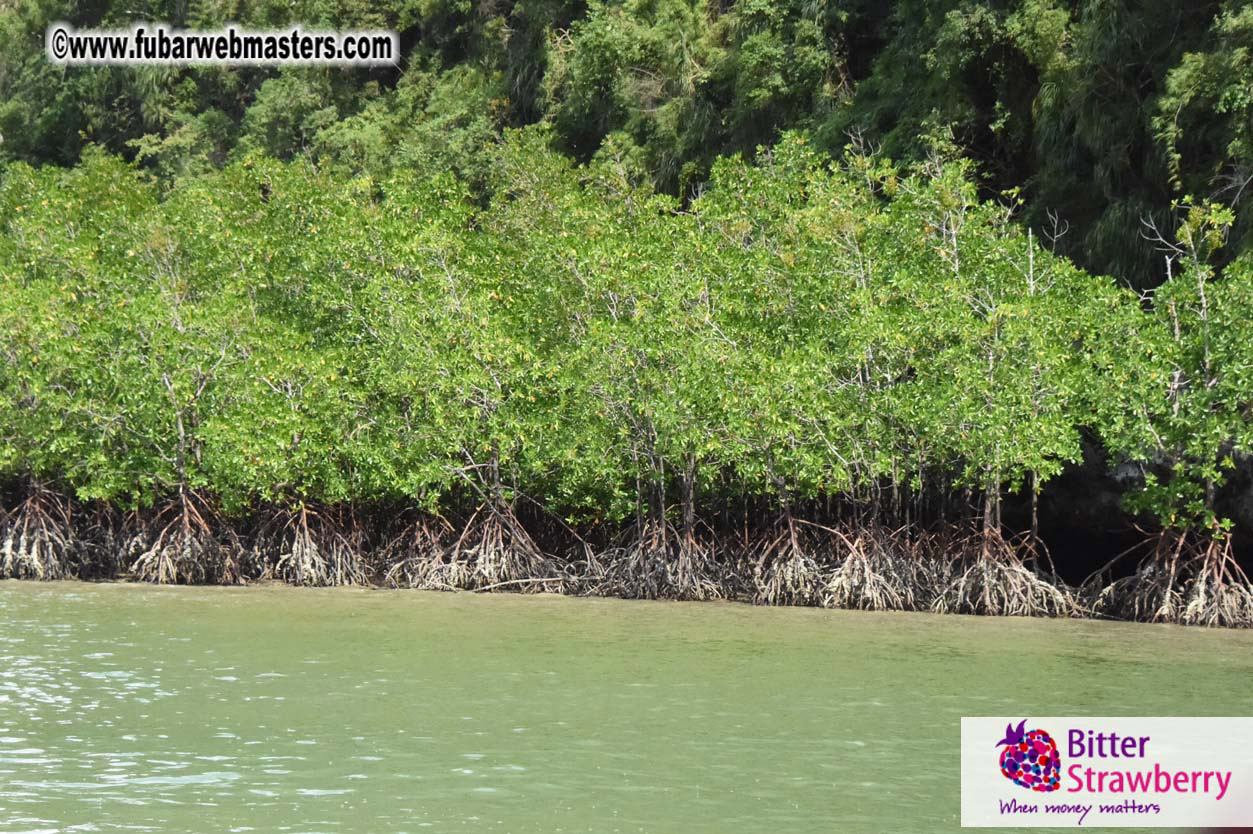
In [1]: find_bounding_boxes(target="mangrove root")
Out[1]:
[1,485,75,580]
[593,516,725,601]
[406,504,565,592]
[258,504,368,587]
[127,489,241,584]
[823,523,927,612]
[381,515,455,588]
[932,530,1075,617]
[1088,531,1253,628]
[751,515,826,606]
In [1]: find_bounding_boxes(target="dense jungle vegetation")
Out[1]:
[2,0,1252,624]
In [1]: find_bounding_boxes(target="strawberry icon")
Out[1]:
[996,719,1061,792]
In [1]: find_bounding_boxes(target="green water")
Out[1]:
[0,582,1250,833]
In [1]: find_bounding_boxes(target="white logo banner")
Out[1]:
[961,717,1253,827]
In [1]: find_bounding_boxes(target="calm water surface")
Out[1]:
[0,581,1250,833]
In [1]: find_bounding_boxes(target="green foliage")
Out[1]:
[9,133,1212,539]
[1154,3,1253,264]
[1097,202,1253,534]
[543,0,846,194]
[4,0,1253,293]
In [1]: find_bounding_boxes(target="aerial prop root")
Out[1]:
[932,528,1075,617]
[127,487,240,584]
[1181,536,1253,627]
[821,521,924,612]
[751,513,826,606]
[593,514,725,601]
[256,503,368,587]
[381,513,455,589]
[441,502,566,593]
[667,516,725,601]
[1,483,75,580]
[76,501,126,578]
[1087,530,1253,627]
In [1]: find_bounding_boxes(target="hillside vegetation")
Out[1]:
[4,0,1252,288]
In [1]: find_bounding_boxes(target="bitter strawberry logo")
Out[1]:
[996,719,1061,792]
